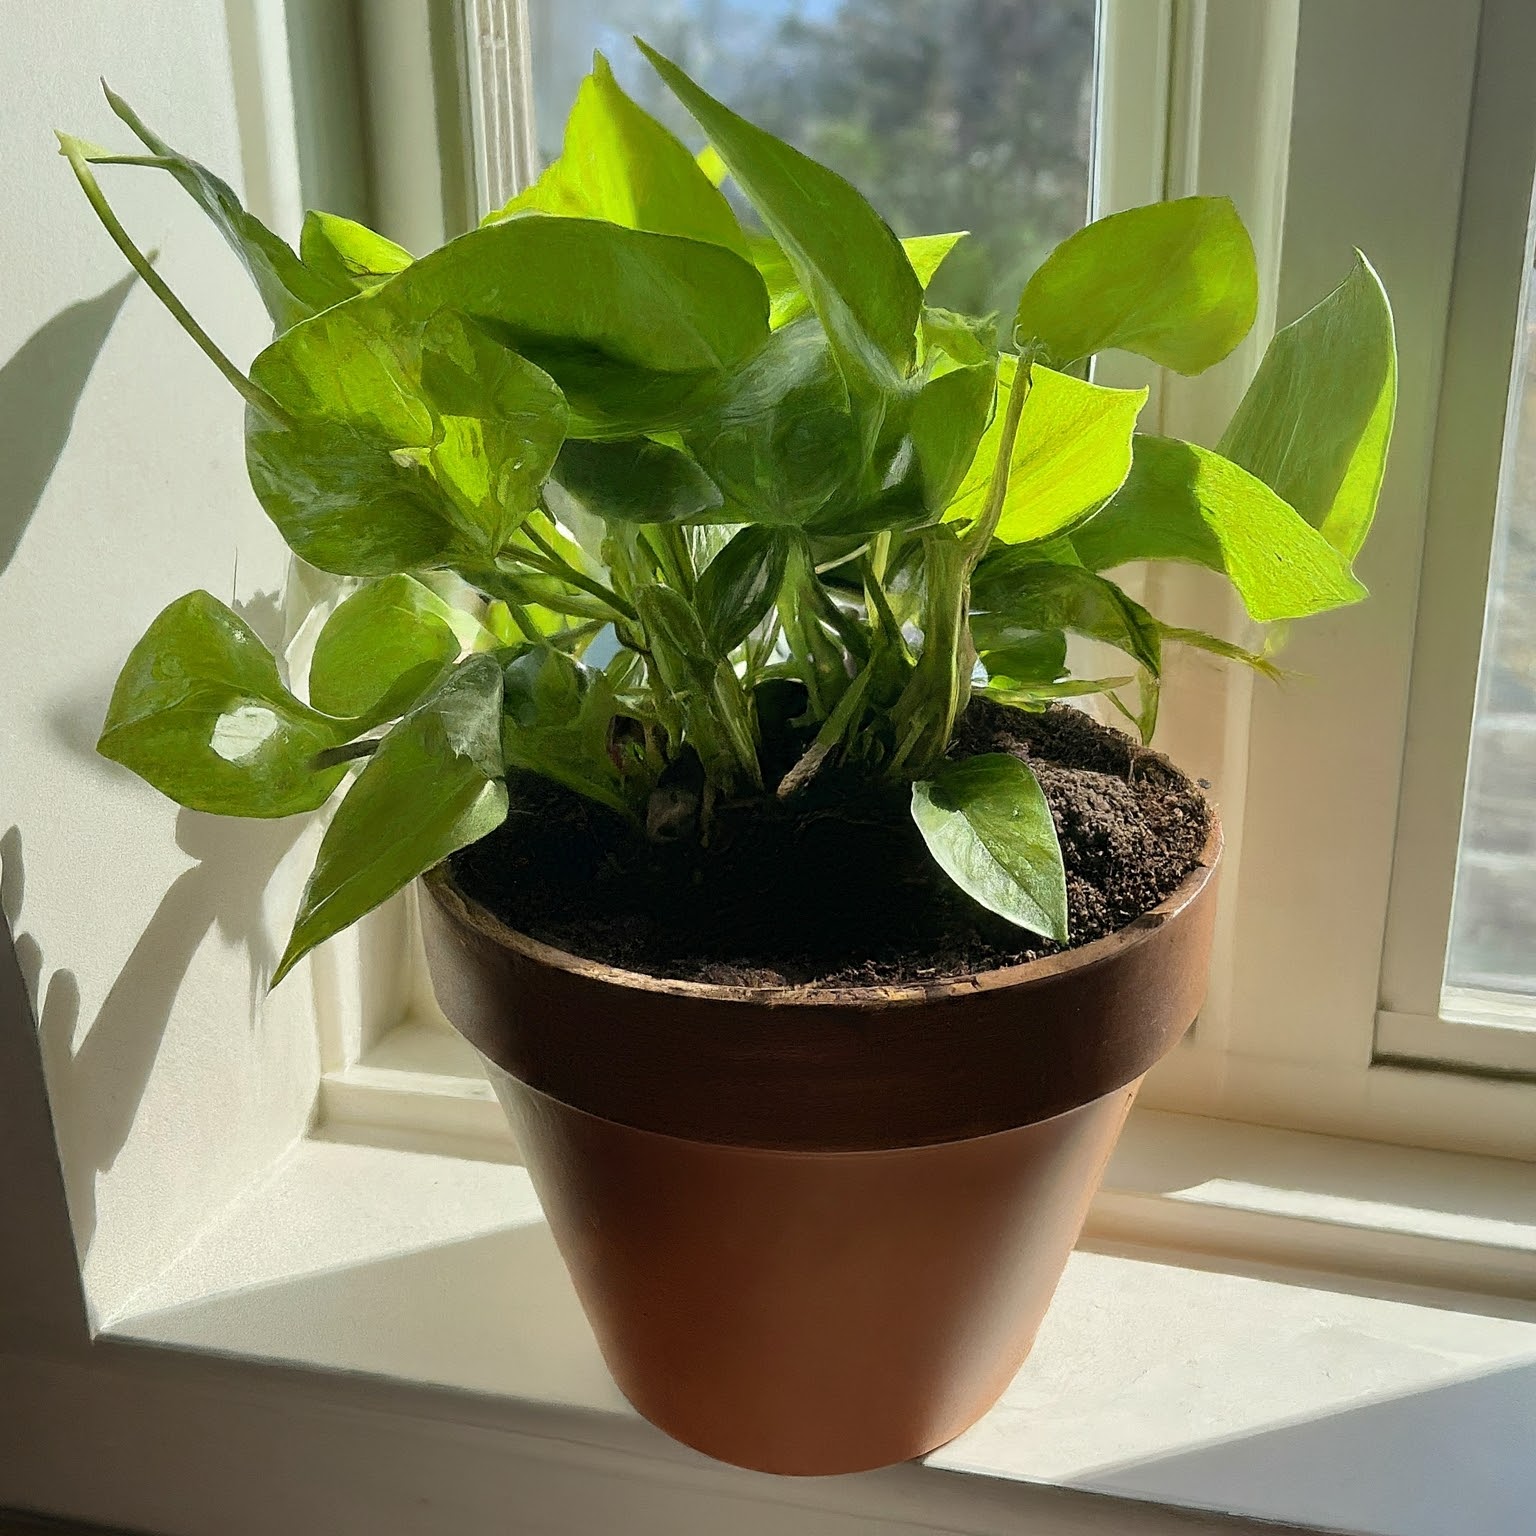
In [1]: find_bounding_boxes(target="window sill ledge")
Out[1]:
[72,1113,1536,1536]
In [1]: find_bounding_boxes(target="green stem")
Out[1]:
[962,346,1038,573]
[57,134,291,427]
[310,738,380,771]
[516,521,638,623]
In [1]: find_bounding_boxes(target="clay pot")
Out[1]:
[420,820,1221,1476]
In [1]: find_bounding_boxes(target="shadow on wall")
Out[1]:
[0,271,138,580]
[24,566,303,1263]
[17,808,306,1264]
[0,836,90,1348]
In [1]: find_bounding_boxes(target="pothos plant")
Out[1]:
[61,43,1395,985]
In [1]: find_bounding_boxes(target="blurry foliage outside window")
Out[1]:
[1445,240,1536,1002]
[527,0,1098,326]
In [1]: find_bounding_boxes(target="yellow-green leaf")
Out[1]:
[1219,252,1396,561]
[1016,196,1257,374]
[946,363,1147,544]
[1074,435,1367,623]
[494,53,750,260]
[99,591,351,817]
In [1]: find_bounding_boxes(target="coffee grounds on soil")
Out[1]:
[449,700,1212,989]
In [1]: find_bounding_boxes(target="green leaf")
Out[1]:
[1218,253,1396,561]
[748,232,963,337]
[299,211,412,294]
[248,303,567,573]
[500,647,629,813]
[374,214,769,436]
[976,629,1069,685]
[93,86,349,329]
[805,361,996,538]
[639,39,920,394]
[946,363,1146,544]
[1071,435,1366,622]
[98,591,350,817]
[695,526,790,653]
[980,674,1136,710]
[971,555,1162,675]
[273,655,508,985]
[746,234,810,329]
[416,309,569,552]
[922,307,998,369]
[904,232,967,288]
[912,753,1068,942]
[907,362,1001,515]
[495,53,750,260]
[1163,625,1282,680]
[309,575,490,724]
[553,436,723,524]
[1015,196,1257,373]
[686,319,863,525]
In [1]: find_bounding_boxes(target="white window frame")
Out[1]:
[1373,0,1536,1080]
[301,0,1536,1171]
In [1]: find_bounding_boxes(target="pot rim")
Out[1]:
[424,816,1222,1012]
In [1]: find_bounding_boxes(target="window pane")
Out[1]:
[525,0,1099,321]
[1445,243,1536,1001]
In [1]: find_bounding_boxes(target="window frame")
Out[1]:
[1372,0,1536,1078]
[306,0,1536,1168]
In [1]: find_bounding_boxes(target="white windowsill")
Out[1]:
[90,1099,1536,1536]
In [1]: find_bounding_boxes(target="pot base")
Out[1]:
[487,1067,1138,1476]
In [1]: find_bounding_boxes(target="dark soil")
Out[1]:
[450,701,1212,989]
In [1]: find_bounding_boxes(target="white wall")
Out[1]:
[0,0,319,1331]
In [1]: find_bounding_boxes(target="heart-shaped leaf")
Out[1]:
[912,752,1068,941]
[1016,196,1256,374]
[376,214,769,436]
[99,591,352,816]
[309,575,491,724]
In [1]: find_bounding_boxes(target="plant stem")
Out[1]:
[56,135,292,427]
[311,738,381,771]
[516,521,638,622]
[962,346,1037,573]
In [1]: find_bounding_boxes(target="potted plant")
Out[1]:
[62,42,1395,1477]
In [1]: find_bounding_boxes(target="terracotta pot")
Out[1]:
[420,820,1221,1476]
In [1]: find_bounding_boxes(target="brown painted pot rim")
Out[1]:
[424,818,1222,1011]
[420,819,1222,1150]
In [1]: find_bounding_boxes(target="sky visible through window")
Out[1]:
[526,0,1098,325]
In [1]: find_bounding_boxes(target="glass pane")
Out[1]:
[525,0,1099,321]
[1445,242,1536,1000]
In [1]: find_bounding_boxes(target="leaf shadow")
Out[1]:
[0,271,138,581]
[34,808,307,1261]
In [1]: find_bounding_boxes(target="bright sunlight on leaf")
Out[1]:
[1015,197,1256,374]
